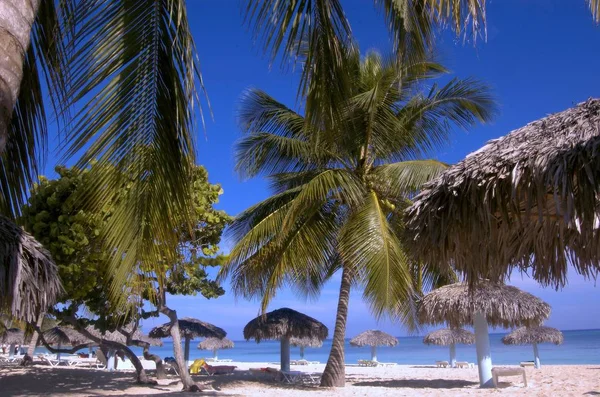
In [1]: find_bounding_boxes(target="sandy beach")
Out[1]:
[1,361,598,396]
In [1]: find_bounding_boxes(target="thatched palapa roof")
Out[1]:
[102,327,163,347]
[350,330,398,347]
[406,98,600,287]
[149,317,226,340]
[43,326,94,346]
[198,337,234,351]
[290,336,323,348]
[244,308,328,343]
[423,328,475,346]
[0,217,62,322]
[418,281,551,328]
[1,328,25,344]
[502,326,564,346]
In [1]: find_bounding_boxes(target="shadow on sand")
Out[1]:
[352,378,478,389]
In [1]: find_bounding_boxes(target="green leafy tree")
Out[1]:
[22,165,230,389]
[221,48,496,387]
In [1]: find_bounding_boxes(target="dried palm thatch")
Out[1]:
[290,336,323,348]
[244,308,328,342]
[1,328,24,344]
[418,281,551,328]
[502,326,564,346]
[349,330,398,347]
[149,317,226,340]
[197,337,234,351]
[43,326,93,346]
[102,327,163,347]
[423,328,475,346]
[0,217,62,322]
[406,98,600,287]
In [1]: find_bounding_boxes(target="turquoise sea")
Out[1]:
[113,329,599,365]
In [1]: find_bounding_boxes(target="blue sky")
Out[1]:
[45,1,600,339]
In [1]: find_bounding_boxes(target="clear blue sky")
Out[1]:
[45,1,600,339]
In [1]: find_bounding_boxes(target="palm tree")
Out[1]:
[221,47,496,387]
[0,1,204,332]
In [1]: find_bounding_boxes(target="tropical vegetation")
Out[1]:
[221,46,496,386]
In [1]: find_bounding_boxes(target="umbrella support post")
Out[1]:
[184,337,190,364]
[533,343,541,369]
[370,346,377,362]
[474,312,493,388]
[213,348,218,360]
[449,343,456,368]
[280,337,290,372]
[300,346,305,359]
[107,349,116,371]
[57,342,62,361]
[8,343,15,359]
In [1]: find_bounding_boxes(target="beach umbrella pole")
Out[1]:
[8,343,15,358]
[300,346,305,359]
[213,348,218,360]
[449,343,456,368]
[184,336,190,363]
[280,337,290,372]
[533,342,541,369]
[57,342,62,361]
[473,311,493,387]
[370,346,377,362]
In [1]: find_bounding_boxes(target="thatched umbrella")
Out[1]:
[290,336,322,360]
[406,98,600,288]
[349,330,398,362]
[43,326,95,360]
[502,326,563,368]
[197,337,234,360]
[150,317,225,362]
[423,328,475,368]
[418,281,550,387]
[1,328,25,358]
[0,217,62,322]
[244,308,328,371]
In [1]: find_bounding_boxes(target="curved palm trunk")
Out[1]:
[159,305,200,391]
[22,312,44,365]
[320,266,352,387]
[0,0,40,152]
[143,345,167,379]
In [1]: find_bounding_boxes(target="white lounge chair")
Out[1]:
[456,361,474,368]
[358,359,378,367]
[491,367,527,388]
[436,360,449,368]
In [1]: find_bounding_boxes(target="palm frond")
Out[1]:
[371,159,448,199]
[591,0,600,21]
[422,0,487,42]
[60,0,205,303]
[0,0,69,218]
[338,191,413,319]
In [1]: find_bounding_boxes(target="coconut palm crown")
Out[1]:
[221,47,495,386]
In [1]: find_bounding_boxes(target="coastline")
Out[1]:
[1,362,598,396]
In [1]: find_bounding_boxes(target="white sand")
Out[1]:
[1,360,599,396]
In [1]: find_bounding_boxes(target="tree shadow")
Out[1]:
[583,392,600,395]
[352,378,479,389]
[192,371,319,391]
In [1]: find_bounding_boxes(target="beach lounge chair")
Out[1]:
[279,370,321,385]
[41,356,63,367]
[520,361,535,367]
[436,360,449,368]
[491,367,527,388]
[456,361,474,368]
[293,359,309,365]
[190,359,236,375]
[249,367,280,381]
[67,357,105,369]
[358,359,378,367]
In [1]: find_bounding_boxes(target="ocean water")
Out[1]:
[104,329,600,365]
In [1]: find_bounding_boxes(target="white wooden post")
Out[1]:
[8,343,15,358]
[213,348,218,360]
[449,343,457,368]
[533,342,541,368]
[370,345,378,362]
[280,337,290,372]
[473,312,493,387]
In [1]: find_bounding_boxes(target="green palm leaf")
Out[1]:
[371,160,448,199]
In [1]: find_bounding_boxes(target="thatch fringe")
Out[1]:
[0,328,24,344]
[43,326,93,346]
[290,336,323,348]
[244,308,328,343]
[502,326,563,345]
[0,217,62,322]
[423,328,475,346]
[349,330,398,347]
[406,98,600,287]
[198,337,234,351]
[149,317,226,340]
[418,281,551,328]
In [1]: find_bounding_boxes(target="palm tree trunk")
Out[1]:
[320,266,352,387]
[143,345,167,379]
[0,0,40,152]
[159,304,200,391]
[22,312,44,365]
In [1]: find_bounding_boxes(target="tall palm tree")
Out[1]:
[0,1,204,322]
[221,47,496,387]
